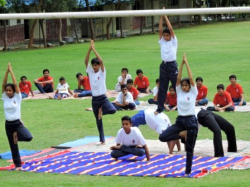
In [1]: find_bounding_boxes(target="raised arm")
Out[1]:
[183,54,195,87]
[176,56,185,87]
[91,41,104,72]
[2,64,9,93]
[159,16,163,39]
[85,42,92,68]
[163,15,175,38]
[8,63,20,93]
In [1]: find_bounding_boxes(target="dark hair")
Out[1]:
[217,84,224,90]
[127,79,133,84]
[181,78,190,87]
[169,85,174,90]
[20,76,27,80]
[76,73,83,78]
[121,116,132,123]
[156,78,160,83]
[136,69,143,75]
[5,83,15,92]
[59,77,65,81]
[163,28,171,35]
[122,68,128,73]
[43,69,49,74]
[229,74,237,80]
[91,58,100,65]
[121,84,127,90]
[196,77,203,82]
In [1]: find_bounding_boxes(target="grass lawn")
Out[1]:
[0,21,250,186]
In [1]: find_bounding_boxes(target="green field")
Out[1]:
[0,21,250,186]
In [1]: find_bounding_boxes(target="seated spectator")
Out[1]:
[127,79,140,105]
[196,77,208,106]
[110,116,150,161]
[226,74,246,106]
[33,69,54,93]
[74,73,92,98]
[19,76,34,98]
[114,68,132,92]
[112,84,136,110]
[165,85,177,111]
[50,77,73,99]
[134,69,150,93]
[148,78,159,105]
[207,84,235,112]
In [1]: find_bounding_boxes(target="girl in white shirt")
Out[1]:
[2,63,33,170]
[159,54,198,176]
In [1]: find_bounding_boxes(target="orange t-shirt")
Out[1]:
[19,81,32,95]
[134,76,149,89]
[80,76,91,91]
[128,86,139,100]
[226,83,243,99]
[37,76,54,88]
[166,92,177,106]
[213,91,234,107]
[196,85,208,100]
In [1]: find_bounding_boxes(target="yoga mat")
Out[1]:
[0,150,40,160]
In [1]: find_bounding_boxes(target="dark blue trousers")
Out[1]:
[111,145,145,159]
[35,83,54,93]
[157,61,178,113]
[92,95,116,142]
[112,103,136,110]
[159,115,197,175]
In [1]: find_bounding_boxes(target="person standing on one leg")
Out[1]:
[85,40,116,144]
[159,54,198,176]
[2,63,33,170]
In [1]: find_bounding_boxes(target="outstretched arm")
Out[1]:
[159,16,163,39]
[2,64,9,93]
[183,54,195,87]
[85,42,92,68]
[91,41,104,72]
[176,55,185,87]
[143,145,150,161]
[163,15,175,38]
[8,63,20,93]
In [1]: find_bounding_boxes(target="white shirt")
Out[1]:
[2,92,22,121]
[115,92,136,108]
[86,64,106,96]
[159,36,178,62]
[176,84,198,116]
[57,83,69,94]
[115,74,132,91]
[144,108,171,134]
[152,86,158,97]
[115,127,146,146]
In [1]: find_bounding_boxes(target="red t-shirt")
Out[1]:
[196,85,208,100]
[226,83,243,99]
[128,86,139,100]
[80,76,91,91]
[134,76,149,89]
[19,81,32,95]
[166,92,177,106]
[213,91,234,107]
[37,76,54,88]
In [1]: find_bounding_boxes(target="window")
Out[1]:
[17,19,21,24]
[0,20,9,26]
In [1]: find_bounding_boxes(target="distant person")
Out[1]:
[195,77,208,106]
[226,74,246,106]
[134,69,150,93]
[127,79,140,105]
[165,85,177,111]
[74,73,92,98]
[114,68,132,92]
[49,77,73,99]
[112,84,136,110]
[85,40,116,144]
[207,84,235,112]
[33,69,54,93]
[110,116,150,161]
[2,63,33,170]
[148,78,159,105]
[19,76,34,98]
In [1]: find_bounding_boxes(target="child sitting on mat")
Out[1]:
[50,77,73,99]
[19,76,34,99]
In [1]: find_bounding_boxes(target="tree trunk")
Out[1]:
[140,17,143,35]
[151,0,154,32]
[85,0,95,40]
[59,18,62,42]
[70,19,79,43]
[119,17,123,38]
[3,20,7,51]
[39,19,47,47]
[28,19,38,49]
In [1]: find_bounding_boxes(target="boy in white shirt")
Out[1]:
[112,84,136,110]
[148,78,159,105]
[50,77,73,99]
[110,116,150,161]
[85,40,116,144]
[114,68,132,92]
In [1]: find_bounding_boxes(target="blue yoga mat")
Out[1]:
[0,149,40,160]
[58,136,113,148]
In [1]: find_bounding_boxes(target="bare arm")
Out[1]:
[8,63,19,94]
[39,79,53,84]
[183,54,195,87]
[159,16,163,39]
[85,44,92,68]
[2,66,9,93]
[77,80,81,89]
[163,15,175,38]
[30,87,34,96]
[91,41,104,72]
[239,94,244,106]
[143,145,150,161]
[176,57,184,87]
[221,102,233,110]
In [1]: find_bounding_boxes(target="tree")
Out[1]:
[0,0,8,51]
